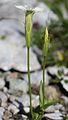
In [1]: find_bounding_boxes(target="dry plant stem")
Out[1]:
[43,55,45,107]
[27,47,33,116]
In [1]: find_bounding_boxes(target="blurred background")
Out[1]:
[32,0,68,67]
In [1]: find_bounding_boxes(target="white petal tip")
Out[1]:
[15,5,26,11]
[34,7,44,12]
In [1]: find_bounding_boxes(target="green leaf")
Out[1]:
[39,80,44,108]
[32,112,42,120]
[44,99,58,109]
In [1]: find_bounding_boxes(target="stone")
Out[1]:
[23,69,50,86]
[3,87,8,93]
[31,84,39,95]
[32,45,42,57]
[47,65,60,76]
[0,0,37,20]
[3,110,12,120]
[0,91,7,107]
[32,95,39,108]
[14,47,40,72]
[0,77,5,90]
[44,110,63,120]
[8,95,18,103]
[45,103,65,113]
[0,107,5,117]
[61,96,68,106]
[17,94,30,107]
[8,104,19,114]
[45,85,61,100]
[0,117,2,120]
[63,67,68,75]
[0,26,40,71]
[12,100,19,108]
[7,78,28,94]
[24,107,30,113]
[0,19,25,35]
[61,76,68,92]
[22,114,27,119]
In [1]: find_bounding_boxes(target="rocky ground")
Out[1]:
[0,0,68,120]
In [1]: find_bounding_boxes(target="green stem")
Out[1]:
[27,47,32,116]
[42,55,45,107]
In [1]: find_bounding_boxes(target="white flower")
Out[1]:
[15,5,44,13]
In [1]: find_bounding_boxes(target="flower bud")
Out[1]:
[25,11,34,48]
[43,27,49,57]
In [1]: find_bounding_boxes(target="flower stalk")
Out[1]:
[15,5,44,118]
[25,11,33,116]
[42,27,49,107]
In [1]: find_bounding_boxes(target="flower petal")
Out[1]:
[15,5,26,11]
[33,7,44,12]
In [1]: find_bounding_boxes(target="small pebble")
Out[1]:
[0,78,5,90]
[24,107,30,113]
[8,104,19,114]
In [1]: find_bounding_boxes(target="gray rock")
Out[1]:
[22,114,27,119]
[0,91,7,107]
[24,107,30,113]
[0,77,5,89]
[0,0,58,26]
[44,110,63,120]
[32,95,39,108]
[0,19,25,34]
[14,47,40,72]
[0,0,37,20]
[0,20,40,72]
[7,78,28,94]
[44,103,65,120]
[3,110,12,120]
[8,104,19,114]
[0,117,2,120]
[17,94,30,107]
[45,103,65,113]
[3,87,8,93]
[47,65,60,76]
[23,69,50,86]
[45,85,61,101]
[63,67,68,75]
[0,107,5,117]
[60,67,68,92]
[12,100,19,108]
[61,76,68,92]
[61,96,68,105]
